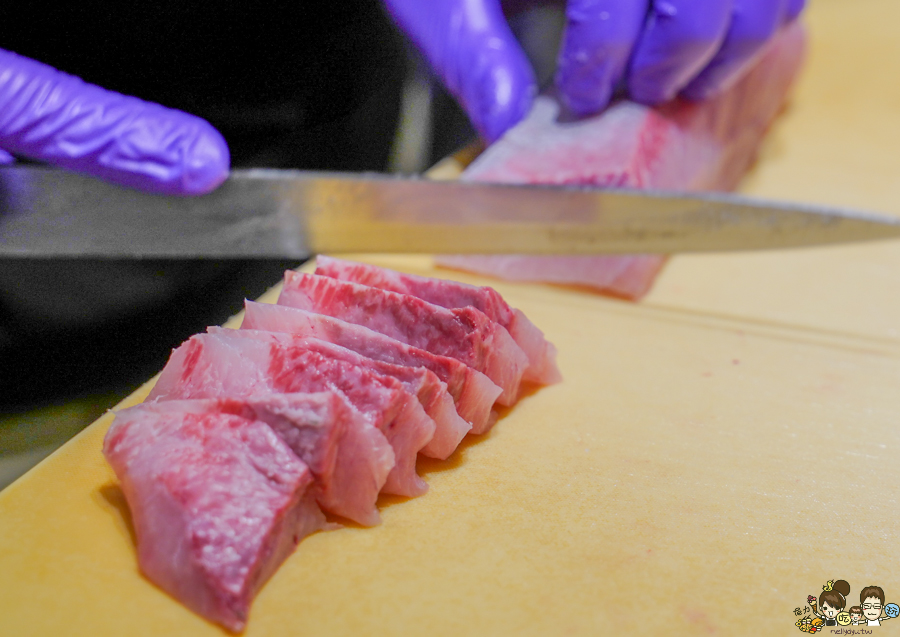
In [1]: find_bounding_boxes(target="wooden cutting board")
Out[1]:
[2,1,898,634]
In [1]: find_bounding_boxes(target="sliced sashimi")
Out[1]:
[213,328,434,496]
[147,337,393,524]
[246,329,468,460]
[242,301,502,434]
[103,403,324,632]
[145,334,394,526]
[438,22,807,300]
[149,329,431,497]
[278,271,529,406]
[272,336,466,460]
[315,256,561,386]
[139,393,387,527]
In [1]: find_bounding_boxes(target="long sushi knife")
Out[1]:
[2,167,900,258]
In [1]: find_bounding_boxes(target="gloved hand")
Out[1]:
[0,49,229,195]
[383,0,806,142]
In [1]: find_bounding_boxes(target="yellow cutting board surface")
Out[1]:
[3,1,900,634]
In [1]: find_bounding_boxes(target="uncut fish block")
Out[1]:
[438,22,807,300]
[278,271,529,406]
[315,256,561,386]
[103,403,324,632]
[242,301,502,435]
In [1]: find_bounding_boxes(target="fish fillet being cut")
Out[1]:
[241,301,502,434]
[278,271,529,406]
[315,256,561,385]
[103,402,324,632]
[437,21,807,300]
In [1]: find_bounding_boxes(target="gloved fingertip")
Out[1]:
[107,106,231,196]
[468,54,537,142]
[682,0,784,102]
[628,77,677,106]
[556,1,648,117]
[177,122,231,196]
[557,50,617,116]
[0,149,14,165]
[97,115,231,196]
[479,87,536,143]
[627,0,734,106]
[385,0,536,142]
[557,82,613,117]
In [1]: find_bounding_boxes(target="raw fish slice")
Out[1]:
[148,339,392,525]
[242,301,502,434]
[212,327,434,495]
[438,22,807,300]
[103,403,323,632]
[250,332,469,460]
[278,271,529,406]
[143,393,386,527]
[315,256,561,385]
[149,329,431,497]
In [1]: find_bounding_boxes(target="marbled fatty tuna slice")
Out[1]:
[212,328,434,496]
[148,393,385,527]
[315,256,561,386]
[278,271,528,406]
[439,22,807,300]
[149,329,431,497]
[147,337,392,524]
[242,301,502,435]
[239,327,469,460]
[298,338,468,460]
[103,403,324,632]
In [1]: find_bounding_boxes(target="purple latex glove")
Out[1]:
[0,49,229,195]
[384,0,805,140]
[383,1,537,143]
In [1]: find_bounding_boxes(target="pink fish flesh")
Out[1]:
[148,328,428,499]
[315,256,561,385]
[146,337,393,525]
[437,22,807,300]
[103,402,324,632]
[278,271,529,406]
[212,327,434,496]
[237,320,469,460]
[241,301,502,435]
[171,393,388,528]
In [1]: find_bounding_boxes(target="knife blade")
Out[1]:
[2,166,900,258]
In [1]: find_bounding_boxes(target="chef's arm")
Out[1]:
[0,49,229,195]
[383,0,806,141]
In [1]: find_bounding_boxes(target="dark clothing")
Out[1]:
[0,2,408,406]
[2,0,407,170]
